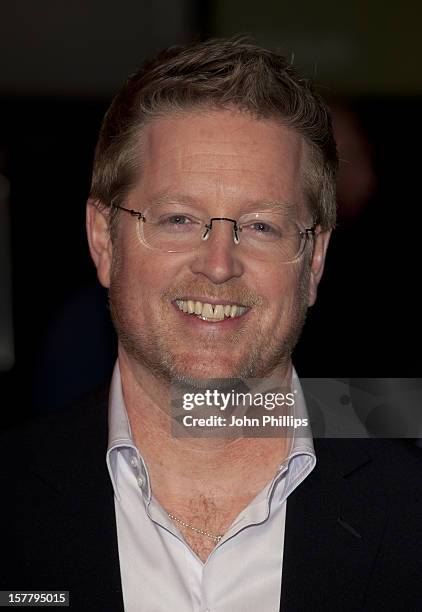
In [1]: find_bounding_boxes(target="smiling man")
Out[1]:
[93,111,328,381]
[87,87,332,579]
[2,37,421,612]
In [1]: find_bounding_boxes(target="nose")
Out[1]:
[189,219,244,284]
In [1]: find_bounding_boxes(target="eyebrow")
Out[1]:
[242,199,297,214]
[141,193,298,216]
[142,193,199,208]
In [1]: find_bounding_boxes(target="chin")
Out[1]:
[170,358,247,384]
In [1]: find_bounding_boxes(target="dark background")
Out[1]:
[1,1,421,430]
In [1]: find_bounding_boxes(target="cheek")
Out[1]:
[115,248,184,318]
[110,240,144,309]
[265,266,310,342]
[252,262,305,311]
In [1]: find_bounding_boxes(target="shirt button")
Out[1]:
[131,456,139,468]
[137,475,144,488]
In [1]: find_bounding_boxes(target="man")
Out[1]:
[1,37,421,611]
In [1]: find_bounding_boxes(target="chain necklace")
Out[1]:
[168,513,223,543]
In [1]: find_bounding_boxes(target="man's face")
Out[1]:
[89,109,330,383]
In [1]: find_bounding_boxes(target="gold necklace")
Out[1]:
[168,513,223,543]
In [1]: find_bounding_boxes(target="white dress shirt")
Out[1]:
[106,363,315,612]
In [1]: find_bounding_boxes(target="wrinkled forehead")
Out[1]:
[132,109,311,220]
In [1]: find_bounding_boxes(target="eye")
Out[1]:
[244,221,282,240]
[164,214,191,225]
[157,213,197,227]
[251,222,274,234]
[154,212,201,233]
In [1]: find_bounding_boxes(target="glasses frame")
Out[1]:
[111,203,317,262]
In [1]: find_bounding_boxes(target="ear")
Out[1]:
[86,198,113,288]
[307,229,332,307]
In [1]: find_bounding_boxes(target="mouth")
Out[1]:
[174,298,248,321]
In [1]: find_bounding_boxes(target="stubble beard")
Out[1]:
[108,254,311,388]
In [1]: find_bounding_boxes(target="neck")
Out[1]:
[118,346,293,482]
[118,347,294,562]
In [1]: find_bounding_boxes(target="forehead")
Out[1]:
[133,109,308,215]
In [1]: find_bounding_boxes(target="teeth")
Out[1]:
[214,305,225,321]
[175,299,247,320]
[202,303,214,318]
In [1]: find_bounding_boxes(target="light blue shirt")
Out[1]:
[107,362,315,612]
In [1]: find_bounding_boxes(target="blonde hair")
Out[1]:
[90,36,338,232]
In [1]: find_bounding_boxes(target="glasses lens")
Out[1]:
[238,212,304,262]
[137,205,307,261]
[139,205,206,252]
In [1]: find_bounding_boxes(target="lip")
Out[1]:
[173,296,247,307]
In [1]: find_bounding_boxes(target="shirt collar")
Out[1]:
[290,366,315,457]
[106,361,315,500]
[106,363,150,501]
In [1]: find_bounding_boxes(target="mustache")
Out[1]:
[162,281,264,308]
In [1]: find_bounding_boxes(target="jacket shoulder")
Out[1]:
[0,385,110,480]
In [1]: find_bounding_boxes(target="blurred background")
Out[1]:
[1,0,421,430]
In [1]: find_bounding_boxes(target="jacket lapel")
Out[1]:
[29,391,125,612]
[281,439,388,611]
[59,436,124,611]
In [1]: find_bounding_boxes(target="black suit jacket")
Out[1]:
[1,387,421,611]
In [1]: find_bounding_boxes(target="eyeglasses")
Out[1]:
[112,202,316,263]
